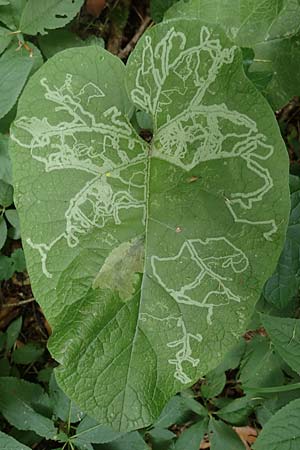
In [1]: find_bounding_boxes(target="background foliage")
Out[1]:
[0,0,299,449]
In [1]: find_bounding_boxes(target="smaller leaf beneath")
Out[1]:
[209,418,245,450]
[0,431,31,450]
[20,0,85,35]
[0,377,57,439]
[0,180,13,207]
[0,216,7,250]
[72,415,123,447]
[12,342,44,364]
[5,316,22,350]
[175,419,208,450]
[262,314,300,373]
[0,44,33,120]
[254,398,300,450]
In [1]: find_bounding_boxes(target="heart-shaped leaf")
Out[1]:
[11,20,290,431]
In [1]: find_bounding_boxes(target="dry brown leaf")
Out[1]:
[86,0,106,17]
[234,426,258,449]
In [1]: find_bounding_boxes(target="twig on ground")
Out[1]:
[118,16,152,59]
[1,297,35,308]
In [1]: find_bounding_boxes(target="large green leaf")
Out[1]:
[165,0,300,108]
[20,0,85,35]
[254,398,300,449]
[11,20,290,431]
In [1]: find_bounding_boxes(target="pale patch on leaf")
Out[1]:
[93,237,144,301]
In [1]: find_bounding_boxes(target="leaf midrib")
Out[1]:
[119,144,152,431]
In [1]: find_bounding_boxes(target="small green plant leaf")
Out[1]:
[264,184,300,309]
[10,248,26,271]
[175,419,208,450]
[0,377,58,439]
[20,0,85,35]
[201,369,226,399]
[0,180,13,207]
[0,216,7,250]
[239,335,285,391]
[0,134,12,184]
[209,418,245,450]
[72,415,123,447]
[49,373,84,423]
[11,20,290,431]
[5,316,22,350]
[262,314,300,373]
[254,398,300,450]
[148,427,176,449]
[0,44,34,120]
[99,432,149,450]
[0,431,31,450]
[12,342,44,364]
[216,396,258,426]
[154,395,195,428]
[38,27,104,59]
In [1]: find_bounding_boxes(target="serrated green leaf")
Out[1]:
[264,188,300,309]
[72,415,123,447]
[154,395,193,428]
[0,377,57,439]
[254,398,300,450]
[0,44,33,120]
[261,314,300,373]
[0,133,12,184]
[148,428,176,450]
[11,19,290,431]
[12,342,44,364]
[209,418,245,450]
[239,335,285,391]
[38,27,104,59]
[216,395,258,426]
[201,369,226,399]
[175,419,208,450]
[0,254,14,279]
[96,432,149,450]
[5,209,21,239]
[11,248,26,271]
[0,216,7,249]
[20,0,85,36]
[5,316,22,350]
[0,431,31,450]
[49,373,84,423]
